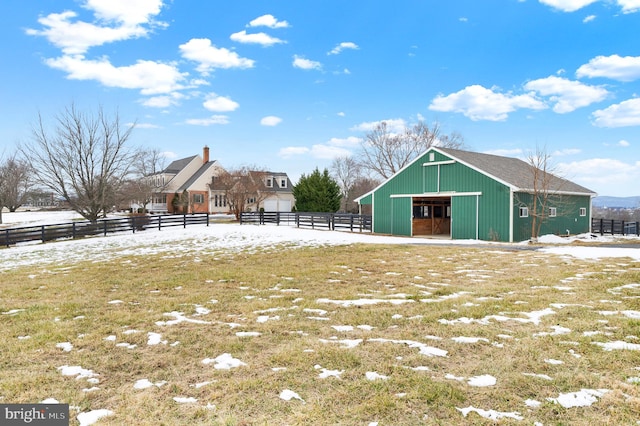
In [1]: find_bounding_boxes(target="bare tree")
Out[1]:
[211,166,275,220]
[358,120,464,179]
[0,153,34,223]
[120,148,168,212]
[330,156,361,212]
[19,104,137,223]
[516,146,573,241]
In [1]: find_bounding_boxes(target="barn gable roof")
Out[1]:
[355,146,596,202]
[435,147,596,195]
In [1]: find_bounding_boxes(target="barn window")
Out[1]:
[519,207,528,218]
[413,205,430,218]
[579,207,586,216]
[549,207,557,217]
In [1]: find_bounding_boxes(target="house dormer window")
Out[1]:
[266,178,273,188]
[280,178,287,188]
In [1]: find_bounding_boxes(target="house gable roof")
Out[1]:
[178,161,219,191]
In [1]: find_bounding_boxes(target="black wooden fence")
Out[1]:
[1,213,209,247]
[240,212,372,232]
[591,218,639,236]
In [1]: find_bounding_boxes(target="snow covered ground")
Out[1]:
[2,211,640,424]
[1,211,639,272]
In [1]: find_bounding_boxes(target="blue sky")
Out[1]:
[1,0,639,197]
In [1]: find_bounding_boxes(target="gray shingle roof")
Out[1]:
[163,155,198,174]
[436,147,596,195]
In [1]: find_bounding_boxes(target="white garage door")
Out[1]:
[263,199,291,212]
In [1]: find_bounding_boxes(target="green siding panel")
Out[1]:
[451,196,477,239]
[513,193,592,241]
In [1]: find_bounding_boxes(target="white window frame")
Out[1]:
[519,206,529,218]
[266,178,273,188]
[549,207,557,217]
[193,193,204,204]
[280,178,287,188]
[579,207,586,216]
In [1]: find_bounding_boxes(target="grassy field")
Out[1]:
[1,242,639,425]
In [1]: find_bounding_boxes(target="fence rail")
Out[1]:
[592,218,639,236]
[1,213,209,247]
[240,212,372,232]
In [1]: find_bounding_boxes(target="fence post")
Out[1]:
[610,219,614,235]
[132,216,136,234]
[4,229,8,247]
[104,220,108,236]
[159,215,162,231]
[206,213,209,226]
[41,225,46,243]
[72,222,76,239]
[183,214,187,228]
[637,222,639,237]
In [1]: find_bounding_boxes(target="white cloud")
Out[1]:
[576,55,640,82]
[45,55,186,95]
[179,38,255,74]
[337,112,345,117]
[328,42,359,55]
[538,0,598,12]
[84,0,164,25]
[592,98,640,127]
[583,14,597,22]
[278,147,309,158]
[292,55,322,71]
[185,115,229,126]
[309,144,352,159]
[203,93,239,112]
[277,137,358,160]
[429,85,546,121]
[557,158,640,195]
[142,95,179,108]
[230,30,285,46]
[617,0,640,13]
[260,116,282,126]
[248,14,290,29]
[552,148,582,156]
[26,0,165,55]
[326,136,362,147]
[523,76,608,113]
[350,118,406,133]
[618,139,631,147]
[133,122,160,129]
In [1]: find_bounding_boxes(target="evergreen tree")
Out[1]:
[293,168,341,212]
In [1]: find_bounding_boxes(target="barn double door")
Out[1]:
[412,197,451,236]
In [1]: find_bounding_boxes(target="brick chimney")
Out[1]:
[203,145,210,163]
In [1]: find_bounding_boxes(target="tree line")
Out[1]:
[1,104,465,224]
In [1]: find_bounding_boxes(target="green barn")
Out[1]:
[356,147,596,242]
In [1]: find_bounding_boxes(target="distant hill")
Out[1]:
[593,196,640,209]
